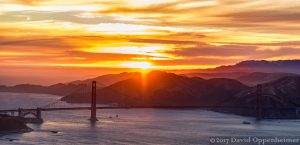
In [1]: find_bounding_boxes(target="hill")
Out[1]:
[234,76,300,107]
[0,83,86,96]
[70,72,140,87]
[184,72,248,79]
[215,60,300,74]
[237,72,299,86]
[0,72,141,96]
[225,76,300,118]
[62,71,249,106]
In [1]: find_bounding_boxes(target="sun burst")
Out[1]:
[121,61,154,70]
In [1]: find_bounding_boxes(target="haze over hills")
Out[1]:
[185,72,300,86]
[70,72,140,87]
[184,72,249,79]
[62,71,249,106]
[1,60,300,118]
[1,59,300,86]
[183,60,300,87]
[212,60,300,74]
[0,72,142,96]
[232,76,300,108]
[185,60,300,75]
[60,71,300,118]
[1,60,300,97]
[181,60,300,79]
[0,60,300,118]
[237,72,299,86]
[224,76,300,118]
[0,83,86,96]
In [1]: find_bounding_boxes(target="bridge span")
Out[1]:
[0,105,256,123]
[0,82,298,123]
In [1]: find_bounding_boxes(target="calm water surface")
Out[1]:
[0,92,300,145]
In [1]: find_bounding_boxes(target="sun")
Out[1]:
[121,61,154,70]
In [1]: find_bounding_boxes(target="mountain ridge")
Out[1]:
[237,72,299,86]
[62,71,250,106]
[214,60,300,73]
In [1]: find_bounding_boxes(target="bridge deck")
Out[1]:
[0,106,297,113]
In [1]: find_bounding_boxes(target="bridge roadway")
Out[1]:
[0,105,296,113]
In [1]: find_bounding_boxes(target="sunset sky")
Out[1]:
[1,0,300,85]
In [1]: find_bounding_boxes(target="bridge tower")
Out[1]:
[18,108,22,117]
[36,108,42,120]
[256,84,263,121]
[90,81,98,122]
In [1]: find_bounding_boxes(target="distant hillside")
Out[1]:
[62,71,249,106]
[0,72,142,96]
[224,76,300,118]
[234,76,300,107]
[62,71,300,118]
[184,72,249,79]
[70,72,140,87]
[0,83,86,96]
[214,60,300,74]
[3,69,300,119]
[182,60,300,82]
[237,72,299,86]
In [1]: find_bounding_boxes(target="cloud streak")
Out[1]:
[12,0,47,5]
[0,0,300,70]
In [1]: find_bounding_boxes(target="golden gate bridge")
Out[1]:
[0,82,298,123]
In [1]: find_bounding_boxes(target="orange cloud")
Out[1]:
[12,0,47,5]
[1,0,300,85]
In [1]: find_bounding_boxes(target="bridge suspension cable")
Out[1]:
[40,83,91,108]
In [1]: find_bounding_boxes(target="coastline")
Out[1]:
[0,115,33,135]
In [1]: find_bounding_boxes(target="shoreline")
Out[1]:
[0,115,33,135]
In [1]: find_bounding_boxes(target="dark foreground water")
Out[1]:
[0,92,300,145]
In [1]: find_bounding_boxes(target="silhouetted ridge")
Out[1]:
[0,83,86,96]
[230,76,300,108]
[237,72,299,86]
[235,60,300,67]
[214,60,300,74]
[70,72,140,87]
[62,71,249,106]
[0,72,142,96]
